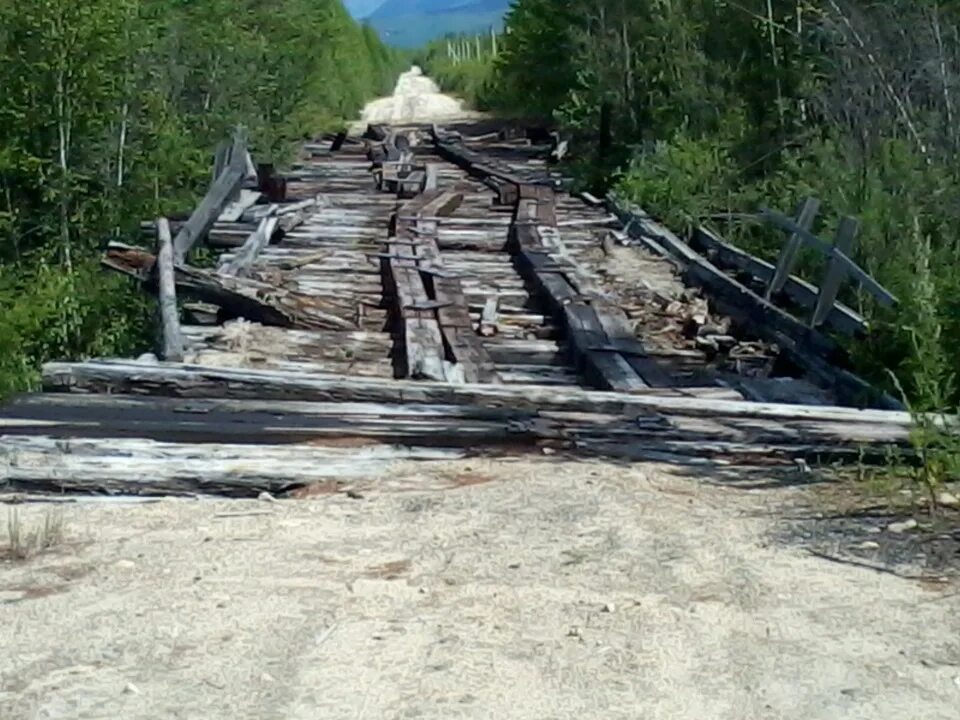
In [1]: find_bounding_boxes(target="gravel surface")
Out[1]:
[356,66,480,127]
[2,457,958,719]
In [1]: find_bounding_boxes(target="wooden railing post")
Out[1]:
[811,216,859,328]
[156,218,184,362]
[173,131,248,263]
[766,197,820,300]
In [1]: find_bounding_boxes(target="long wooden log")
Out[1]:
[103,244,355,331]
[0,436,464,497]
[155,219,184,362]
[39,361,939,427]
[0,392,914,454]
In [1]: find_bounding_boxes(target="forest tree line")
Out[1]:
[0,0,401,396]
[423,0,960,413]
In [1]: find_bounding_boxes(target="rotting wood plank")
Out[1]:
[104,244,355,331]
[414,217,500,384]
[388,203,447,381]
[812,216,859,329]
[0,435,464,497]
[39,361,944,430]
[509,186,659,390]
[217,215,279,278]
[174,136,247,262]
[0,393,918,460]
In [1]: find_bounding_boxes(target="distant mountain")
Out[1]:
[367,0,510,47]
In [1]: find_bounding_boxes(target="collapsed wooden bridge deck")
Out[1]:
[0,121,921,496]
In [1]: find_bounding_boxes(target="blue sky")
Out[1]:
[344,0,384,18]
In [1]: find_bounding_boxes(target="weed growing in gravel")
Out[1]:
[2,508,65,561]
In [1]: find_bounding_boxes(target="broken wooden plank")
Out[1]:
[219,189,262,223]
[103,244,354,331]
[479,297,499,337]
[0,435,464,497]
[217,215,279,278]
[174,136,248,262]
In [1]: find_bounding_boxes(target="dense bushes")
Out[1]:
[0,0,401,396]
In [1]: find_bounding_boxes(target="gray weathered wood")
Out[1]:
[762,207,897,307]
[219,189,262,223]
[691,225,867,336]
[174,137,247,262]
[425,163,439,191]
[812,217,859,328]
[217,215,279,278]
[103,244,355,331]
[766,197,820,300]
[39,361,938,428]
[0,436,464,497]
[155,218,184,362]
[479,296,499,336]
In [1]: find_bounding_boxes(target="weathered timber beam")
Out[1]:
[414,219,500,384]
[40,361,934,426]
[217,215,279,278]
[388,205,447,381]
[510,187,665,390]
[155,219,184,362]
[761,207,898,306]
[174,137,248,262]
[0,393,914,455]
[103,244,354,331]
[0,436,464,497]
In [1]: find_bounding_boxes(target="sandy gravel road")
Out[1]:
[1,457,958,720]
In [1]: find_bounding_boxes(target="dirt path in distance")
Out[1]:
[356,65,481,128]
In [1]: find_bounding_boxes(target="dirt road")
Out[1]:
[357,66,478,127]
[2,457,958,719]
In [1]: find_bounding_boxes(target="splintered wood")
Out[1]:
[0,122,927,496]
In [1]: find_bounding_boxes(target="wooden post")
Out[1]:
[766,197,820,300]
[811,216,859,328]
[156,218,184,362]
[173,135,248,262]
[424,164,439,191]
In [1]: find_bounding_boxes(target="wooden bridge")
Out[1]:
[0,121,922,496]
